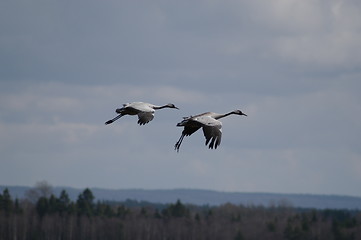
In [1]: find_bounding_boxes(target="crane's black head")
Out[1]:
[166,103,179,109]
[233,110,247,116]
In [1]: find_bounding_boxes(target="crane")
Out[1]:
[105,102,179,125]
[174,110,247,152]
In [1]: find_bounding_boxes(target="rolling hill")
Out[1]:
[1,185,360,209]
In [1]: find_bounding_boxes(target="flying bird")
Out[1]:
[174,110,247,152]
[105,102,179,125]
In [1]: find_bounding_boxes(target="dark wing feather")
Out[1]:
[137,112,154,125]
[197,116,222,149]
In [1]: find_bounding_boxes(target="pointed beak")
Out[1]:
[175,106,179,110]
[242,113,247,116]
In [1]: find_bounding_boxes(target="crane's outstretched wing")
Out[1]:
[137,112,154,125]
[202,124,222,149]
[195,116,222,149]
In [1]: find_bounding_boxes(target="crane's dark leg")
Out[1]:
[174,134,185,152]
[105,114,122,125]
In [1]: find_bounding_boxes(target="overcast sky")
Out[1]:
[1,0,361,197]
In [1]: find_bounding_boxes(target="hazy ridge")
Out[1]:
[1,185,360,209]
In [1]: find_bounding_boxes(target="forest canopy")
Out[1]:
[0,187,360,240]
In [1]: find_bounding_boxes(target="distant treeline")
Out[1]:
[1,187,361,240]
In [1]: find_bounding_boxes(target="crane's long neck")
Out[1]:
[153,105,167,110]
[213,111,236,120]
[153,104,172,110]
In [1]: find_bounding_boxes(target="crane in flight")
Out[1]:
[105,102,179,125]
[174,110,247,152]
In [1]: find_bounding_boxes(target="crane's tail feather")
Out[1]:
[105,114,122,125]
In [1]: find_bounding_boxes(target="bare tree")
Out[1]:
[25,180,53,203]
